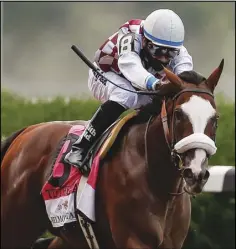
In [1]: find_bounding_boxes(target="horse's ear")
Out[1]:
[206,59,224,93]
[163,67,183,89]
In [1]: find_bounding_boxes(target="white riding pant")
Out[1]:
[88,69,152,109]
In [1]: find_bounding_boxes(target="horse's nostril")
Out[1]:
[183,168,193,179]
[203,170,210,180]
[197,170,210,182]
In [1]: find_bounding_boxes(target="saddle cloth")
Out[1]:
[41,112,137,229]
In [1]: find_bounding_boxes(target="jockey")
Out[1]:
[65,9,193,173]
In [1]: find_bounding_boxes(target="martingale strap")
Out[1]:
[74,178,100,249]
[161,98,171,151]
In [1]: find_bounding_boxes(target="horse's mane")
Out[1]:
[134,70,206,123]
[178,70,206,85]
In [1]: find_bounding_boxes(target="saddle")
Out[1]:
[46,111,136,188]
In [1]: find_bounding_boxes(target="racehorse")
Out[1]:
[1,60,223,249]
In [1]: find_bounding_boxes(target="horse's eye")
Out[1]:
[212,114,219,121]
[211,116,219,128]
[175,109,183,123]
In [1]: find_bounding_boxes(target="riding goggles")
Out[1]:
[147,42,180,58]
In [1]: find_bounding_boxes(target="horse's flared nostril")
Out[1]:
[183,168,193,179]
[202,170,210,180]
[196,170,210,182]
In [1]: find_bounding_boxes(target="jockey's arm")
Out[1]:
[170,46,193,75]
[117,32,159,91]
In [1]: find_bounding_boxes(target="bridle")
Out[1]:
[144,88,215,196]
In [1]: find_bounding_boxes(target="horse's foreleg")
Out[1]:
[125,234,156,249]
[109,213,162,249]
[161,194,191,249]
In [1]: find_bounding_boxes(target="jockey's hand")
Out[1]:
[146,75,161,91]
[153,76,170,90]
[152,79,162,91]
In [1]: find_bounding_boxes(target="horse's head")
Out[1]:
[159,60,224,195]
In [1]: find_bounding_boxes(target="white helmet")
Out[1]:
[143,9,185,49]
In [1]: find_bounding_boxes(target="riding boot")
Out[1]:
[64,100,126,174]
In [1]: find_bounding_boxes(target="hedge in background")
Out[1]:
[1,90,235,249]
[1,90,99,136]
[2,90,235,166]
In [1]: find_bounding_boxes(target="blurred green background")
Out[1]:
[2,2,235,100]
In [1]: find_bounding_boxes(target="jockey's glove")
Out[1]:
[145,75,161,91]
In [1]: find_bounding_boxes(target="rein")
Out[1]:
[144,88,214,196]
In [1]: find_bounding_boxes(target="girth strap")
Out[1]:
[74,176,100,249]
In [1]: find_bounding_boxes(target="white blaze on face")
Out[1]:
[189,149,207,174]
[181,95,216,133]
[180,95,216,168]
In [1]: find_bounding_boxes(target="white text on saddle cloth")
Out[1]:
[45,192,77,227]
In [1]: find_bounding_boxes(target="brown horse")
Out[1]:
[1,61,224,249]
